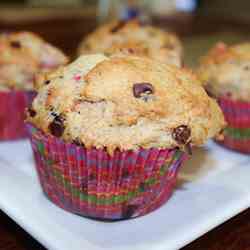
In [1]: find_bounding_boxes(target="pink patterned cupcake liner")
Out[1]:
[217,97,250,153]
[27,123,187,220]
[0,90,36,140]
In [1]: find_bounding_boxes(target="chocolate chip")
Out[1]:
[44,80,51,85]
[48,115,65,137]
[10,41,21,48]
[172,125,191,145]
[51,111,58,117]
[244,65,250,70]
[128,48,134,54]
[27,108,36,117]
[133,82,154,98]
[73,138,84,147]
[122,205,138,219]
[110,20,127,33]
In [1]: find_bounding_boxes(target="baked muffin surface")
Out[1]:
[0,32,68,91]
[28,54,225,153]
[78,20,182,67]
[198,42,250,101]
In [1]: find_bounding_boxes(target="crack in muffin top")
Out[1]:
[28,54,225,154]
[197,42,250,101]
[78,19,183,67]
[0,31,68,91]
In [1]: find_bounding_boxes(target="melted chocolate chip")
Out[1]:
[110,20,127,33]
[133,82,154,98]
[172,125,191,145]
[48,115,65,137]
[27,108,36,117]
[44,80,51,85]
[10,40,21,48]
[122,205,138,219]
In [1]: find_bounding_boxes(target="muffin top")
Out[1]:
[0,31,68,91]
[198,42,250,101]
[78,19,183,67]
[28,54,225,154]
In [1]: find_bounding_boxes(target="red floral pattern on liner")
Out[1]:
[217,97,250,153]
[0,91,36,140]
[27,123,187,220]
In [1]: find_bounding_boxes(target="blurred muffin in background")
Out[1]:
[0,31,68,140]
[78,19,183,67]
[197,42,250,153]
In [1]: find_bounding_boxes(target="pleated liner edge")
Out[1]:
[27,123,187,220]
[0,90,35,140]
[217,97,250,154]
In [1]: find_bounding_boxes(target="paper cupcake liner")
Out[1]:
[0,90,36,140]
[27,123,187,220]
[217,97,250,153]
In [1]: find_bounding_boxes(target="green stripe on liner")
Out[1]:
[224,127,250,140]
[45,150,181,206]
[37,142,45,156]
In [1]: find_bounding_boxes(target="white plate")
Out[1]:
[0,140,250,250]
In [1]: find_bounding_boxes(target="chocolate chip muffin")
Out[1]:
[28,54,224,153]
[0,31,68,140]
[27,54,225,220]
[0,31,68,91]
[198,42,250,101]
[197,42,250,153]
[78,19,183,67]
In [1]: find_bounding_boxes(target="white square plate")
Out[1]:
[0,140,250,250]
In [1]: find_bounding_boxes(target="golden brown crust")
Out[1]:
[78,20,183,67]
[197,42,250,101]
[0,32,68,91]
[28,54,225,153]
